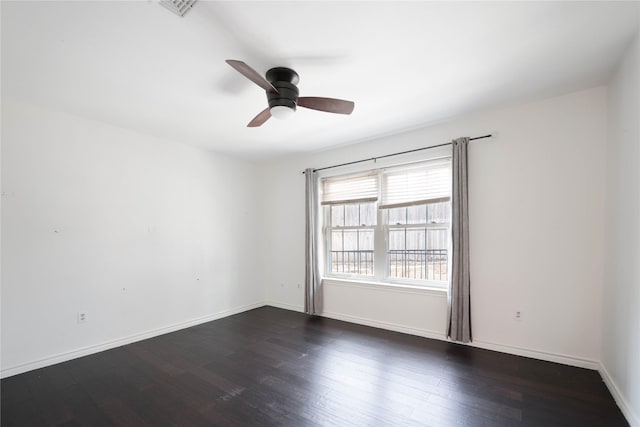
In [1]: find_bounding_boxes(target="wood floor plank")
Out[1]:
[1,306,629,426]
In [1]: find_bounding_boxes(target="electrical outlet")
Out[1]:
[77,312,87,324]
[514,310,523,321]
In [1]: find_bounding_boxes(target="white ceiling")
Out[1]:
[2,1,638,160]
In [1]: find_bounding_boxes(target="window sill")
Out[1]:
[322,277,448,296]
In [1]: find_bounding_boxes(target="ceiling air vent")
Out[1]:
[160,0,196,17]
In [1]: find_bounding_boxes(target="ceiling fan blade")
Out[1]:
[226,60,278,93]
[297,97,355,115]
[247,108,271,127]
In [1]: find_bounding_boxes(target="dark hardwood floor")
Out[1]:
[1,306,628,426]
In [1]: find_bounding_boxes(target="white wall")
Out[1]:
[1,99,264,377]
[603,34,640,427]
[262,87,607,369]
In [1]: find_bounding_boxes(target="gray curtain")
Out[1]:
[304,168,321,315]
[447,137,472,342]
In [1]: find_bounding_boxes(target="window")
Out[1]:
[323,173,378,277]
[322,158,452,287]
[329,202,376,276]
[387,203,450,281]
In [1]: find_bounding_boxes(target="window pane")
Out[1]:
[329,228,374,276]
[388,228,405,251]
[359,229,374,250]
[343,230,358,250]
[426,228,447,249]
[359,202,377,226]
[331,205,344,227]
[427,202,450,224]
[406,228,425,250]
[388,207,406,225]
[344,204,359,226]
[388,226,448,282]
[331,230,343,251]
[407,205,427,224]
[426,228,448,281]
[388,228,404,279]
[357,230,375,275]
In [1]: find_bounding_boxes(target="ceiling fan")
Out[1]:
[226,60,355,127]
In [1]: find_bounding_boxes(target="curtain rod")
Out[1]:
[303,134,492,174]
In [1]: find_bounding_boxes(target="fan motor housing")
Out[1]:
[266,67,299,111]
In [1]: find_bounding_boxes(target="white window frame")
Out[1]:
[321,157,452,289]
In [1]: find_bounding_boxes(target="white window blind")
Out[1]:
[321,173,378,205]
[379,158,451,209]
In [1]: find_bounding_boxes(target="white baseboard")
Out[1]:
[0,301,265,379]
[600,363,640,427]
[320,310,599,370]
[469,339,600,370]
[321,310,447,341]
[265,301,305,313]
